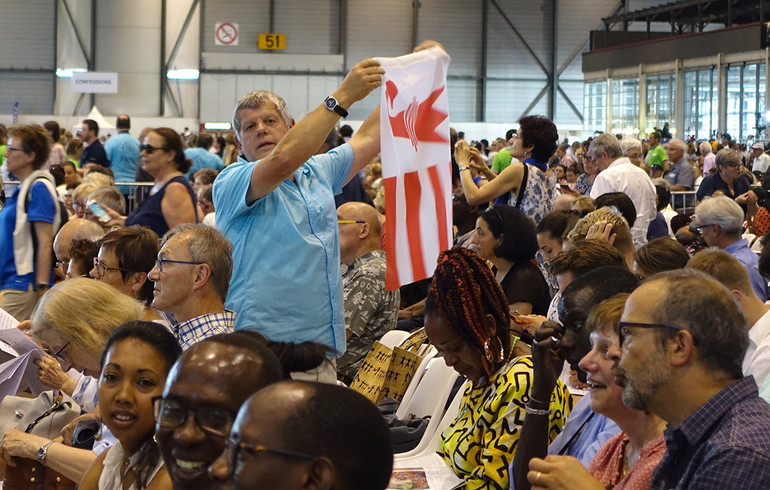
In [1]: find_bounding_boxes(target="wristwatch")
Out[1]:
[37,440,54,465]
[324,96,348,118]
[459,166,470,172]
[35,283,50,292]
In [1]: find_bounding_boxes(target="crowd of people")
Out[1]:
[1,40,770,490]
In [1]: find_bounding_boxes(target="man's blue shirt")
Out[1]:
[213,144,354,354]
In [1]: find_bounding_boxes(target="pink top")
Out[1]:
[588,432,666,489]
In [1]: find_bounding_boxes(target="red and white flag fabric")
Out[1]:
[377,47,452,290]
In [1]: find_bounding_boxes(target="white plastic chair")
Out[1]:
[396,345,438,417]
[378,330,411,349]
[396,378,469,460]
[393,358,459,455]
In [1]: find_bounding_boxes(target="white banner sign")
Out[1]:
[71,72,118,94]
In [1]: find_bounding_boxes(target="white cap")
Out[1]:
[752,142,765,151]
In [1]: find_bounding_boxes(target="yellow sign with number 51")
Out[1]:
[258,33,286,50]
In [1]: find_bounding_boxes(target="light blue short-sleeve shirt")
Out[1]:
[213,143,354,354]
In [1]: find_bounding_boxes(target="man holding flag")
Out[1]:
[213,42,449,383]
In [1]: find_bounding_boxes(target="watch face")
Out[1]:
[325,97,336,110]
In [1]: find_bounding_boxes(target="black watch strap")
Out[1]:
[324,96,348,118]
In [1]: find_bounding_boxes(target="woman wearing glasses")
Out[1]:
[0,124,60,321]
[79,321,180,490]
[106,128,198,237]
[455,115,559,225]
[0,279,145,484]
[473,204,551,316]
[89,226,165,322]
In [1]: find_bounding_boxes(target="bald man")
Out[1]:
[209,381,393,490]
[52,218,104,278]
[336,202,399,384]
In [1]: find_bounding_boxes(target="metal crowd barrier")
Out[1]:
[670,191,697,216]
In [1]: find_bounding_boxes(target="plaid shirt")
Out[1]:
[175,310,235,350]
[651,376,770,489]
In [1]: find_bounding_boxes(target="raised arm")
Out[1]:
[456,140,523,206]
[348,106,381,181]
[247,59,384,202]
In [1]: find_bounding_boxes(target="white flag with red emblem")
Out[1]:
[377,47,452,290]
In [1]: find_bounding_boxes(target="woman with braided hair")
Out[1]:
[425,247,572,490]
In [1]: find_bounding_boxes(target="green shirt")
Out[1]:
[491,148,512,173]
[646,144,668,167]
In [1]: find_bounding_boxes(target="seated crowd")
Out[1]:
[2,43,770,490]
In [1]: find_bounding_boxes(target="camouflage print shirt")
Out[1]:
[337,249,400,384]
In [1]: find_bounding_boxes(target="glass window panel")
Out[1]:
[611,78,639,134]
[584,81,606,132]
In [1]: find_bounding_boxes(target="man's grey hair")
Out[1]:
[162,223,234,301]
[646,268,748,380]
[232,90,293,138]
[620,137,642,156]
[588,133,622,160]
[88,186,126,215]
[694,195,744,236]
[715,148,742,169]
[699,141,712,155]
[667,138,688,155]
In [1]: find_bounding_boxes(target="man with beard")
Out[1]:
[615,269,770,489]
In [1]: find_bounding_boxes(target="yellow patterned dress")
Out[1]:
[437,355,572,490]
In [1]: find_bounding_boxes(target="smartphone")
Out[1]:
[87,201,111,224]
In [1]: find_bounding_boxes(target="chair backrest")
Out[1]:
[396,345,438,419]
[395,379,469,460]
[398,357,459,458]
[398,357,458,419]
[378,330,411,349]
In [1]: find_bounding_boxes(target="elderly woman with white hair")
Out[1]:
[664,138,696,190]
[700,141,716,176]
[620,137,647,174]
[697,149,757,211]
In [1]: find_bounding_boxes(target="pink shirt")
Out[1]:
[588,432,666,489]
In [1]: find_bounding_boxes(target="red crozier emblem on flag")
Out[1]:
[378,47,452,290]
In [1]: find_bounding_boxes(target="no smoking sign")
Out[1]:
[215,22,239,46]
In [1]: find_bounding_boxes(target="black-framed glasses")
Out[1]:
[695,223,714,234]
[617,321,698,347]
[155,258,203,273]
[92,258,133,278]
[140,144,166,154]
[153,397,233,437]
[5,146,27,153]
[337,219,365,225]
[224,435,316,471]
[45,341,70,365]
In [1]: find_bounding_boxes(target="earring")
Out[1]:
[483,336,505,364]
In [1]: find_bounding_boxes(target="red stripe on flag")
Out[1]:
[383,176,400,290]
[403,171,427,282]
[427,165,450,251]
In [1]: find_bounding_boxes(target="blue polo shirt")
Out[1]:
[213,144,354,354]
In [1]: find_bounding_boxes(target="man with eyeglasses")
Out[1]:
[694,195,768,301]
[614,269,770,488]
[209,380,393,490]
[148,223,235,350]
[155,332,283,490]
[336,201,399,384]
